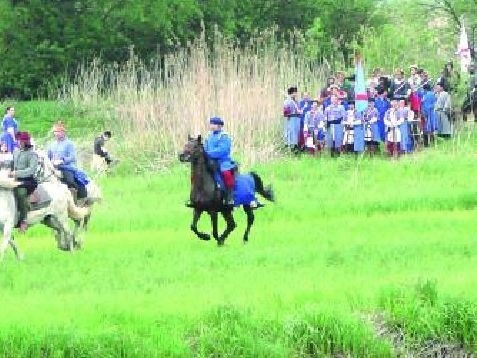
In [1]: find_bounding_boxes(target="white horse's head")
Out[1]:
[35,150,62,183]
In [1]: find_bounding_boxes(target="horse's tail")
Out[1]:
[67,193,90,220]
[250,172,275,202]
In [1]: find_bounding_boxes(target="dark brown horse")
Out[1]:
[179,135,274,245]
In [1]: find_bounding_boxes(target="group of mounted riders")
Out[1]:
[0,109,92,233]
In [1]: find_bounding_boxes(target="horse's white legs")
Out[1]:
[8,239,24,261]
[72,219,83,249]
[0,221,13,261]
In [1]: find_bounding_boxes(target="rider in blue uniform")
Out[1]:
[186,117,237,208]
[204,117,236,207]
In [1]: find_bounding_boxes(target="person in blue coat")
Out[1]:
[2,106,18,153]
[374,90,391,141]
[47,121,88,204]
[204,116,236,207]
[420,83,437,147]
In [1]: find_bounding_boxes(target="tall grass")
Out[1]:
[58,31,328,169]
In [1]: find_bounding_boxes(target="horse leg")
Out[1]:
[209,211,219,241]
[242,205,255,243]
[72,219,83,249]
[83,213,91,231]
[217,209,236,246]
[42,215,73,251]
[8,236,24,261]
[190,208,210,241]
[0,221,13,261]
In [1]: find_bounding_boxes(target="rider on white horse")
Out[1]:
[8,131,38,233]
[47,121,88,205]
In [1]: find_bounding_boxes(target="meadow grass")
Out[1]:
[1,130,477,356]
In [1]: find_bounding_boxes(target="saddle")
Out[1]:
[28,185,51,211]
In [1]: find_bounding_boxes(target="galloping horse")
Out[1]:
[179,135,274,245]
[36,151,102,248]
[0,173,89,261]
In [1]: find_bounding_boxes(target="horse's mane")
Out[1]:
[35,150,61,183]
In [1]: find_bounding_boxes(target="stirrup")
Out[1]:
[185,200,195,208]
[250,200,264,209]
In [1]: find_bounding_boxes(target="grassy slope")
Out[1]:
[1,127,477,356]
[1,100,104,141]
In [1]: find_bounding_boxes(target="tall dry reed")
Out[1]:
[59,31,329,169]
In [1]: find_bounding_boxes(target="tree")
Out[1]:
[305,0,384,66]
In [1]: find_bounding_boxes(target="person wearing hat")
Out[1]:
[283,86,301,152]
[408,65,421,88]
[384,98,404,158]
[363,98,381,154]
[203,116,236,208]
[324,94,347,157]
[390,69,410,100]
[47,121,88,202]
[8,131,38,232]
[435,81,452,138]
[374,89,391,141]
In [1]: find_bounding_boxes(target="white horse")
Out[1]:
[0,172,89,261]
[36,151,102,247]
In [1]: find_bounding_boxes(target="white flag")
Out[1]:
[456,21,471,73]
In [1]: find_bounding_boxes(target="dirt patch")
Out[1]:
[364,312,474,358]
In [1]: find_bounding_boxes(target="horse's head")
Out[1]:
[179,135,204,163]
[35,150,62,183]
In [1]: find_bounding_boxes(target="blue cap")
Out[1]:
[209,117,224,125]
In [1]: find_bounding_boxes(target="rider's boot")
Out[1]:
[14,187,30,233]
[224,188,234,208]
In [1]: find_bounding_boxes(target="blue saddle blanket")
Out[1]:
[61,167,90,186]
[213,171,257,207]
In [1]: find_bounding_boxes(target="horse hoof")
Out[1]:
[199,234,210,241]
[217,239,225,247]
[16,253,25,261]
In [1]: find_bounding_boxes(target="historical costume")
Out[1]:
[283,86,301,150]
[421,84,437,146]
[324,97,347,156]
[374,92,391,141]
[304,103,326,152]
[363,98,381,153]
[396,100,414,153]
[390,69,410,100]
[2,108,18,153]
[384,101,404,157]
[47,121,88,202]
[435,83,452,137]
[204,117,236,207]
[11,132,38,232]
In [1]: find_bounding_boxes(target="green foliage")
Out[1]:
[0,0,202,98]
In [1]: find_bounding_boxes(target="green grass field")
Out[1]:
[1,122,477,356]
